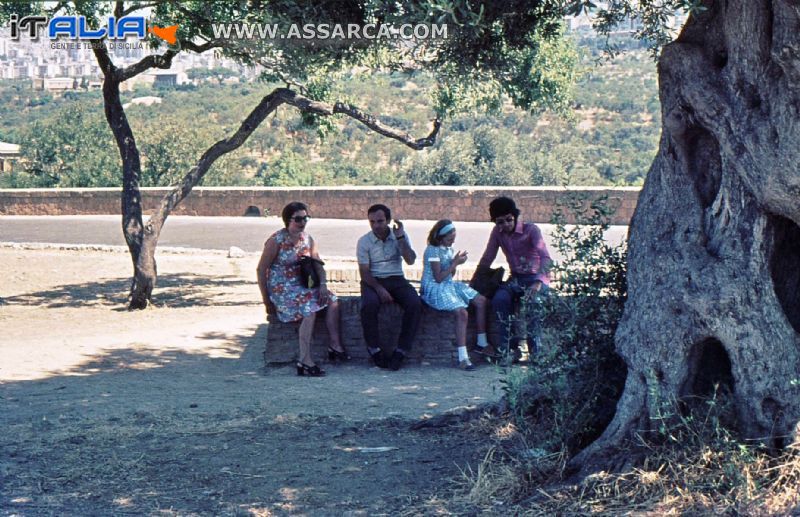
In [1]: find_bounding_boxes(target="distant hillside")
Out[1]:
[0,48,659,188]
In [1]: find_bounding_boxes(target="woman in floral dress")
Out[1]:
[421,219,488,371]
[257,202,347,376]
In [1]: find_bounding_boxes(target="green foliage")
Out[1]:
[1,46,658,188]
[568,0,699,56]
[256,151,321,186]
[135,119,243,187]
[404,125,567,186]
[501,197,628,454]
[418,1,574,115]
[10,103,119,187]
[0,2,662,190]
[0,0,586,198]
[143,0,581,119]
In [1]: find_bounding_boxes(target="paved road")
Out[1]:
[0,215,627,264]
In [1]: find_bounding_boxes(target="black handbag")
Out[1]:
[470,265,505,298]
[298,256,325,289]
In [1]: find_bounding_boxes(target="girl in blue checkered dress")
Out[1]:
[421,220,489,370]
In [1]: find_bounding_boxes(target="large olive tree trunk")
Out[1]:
[574,0,800,471]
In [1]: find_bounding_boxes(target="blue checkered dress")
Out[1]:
[421,245,478,310]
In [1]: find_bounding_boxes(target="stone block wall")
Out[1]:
[263,280,505,367]
[0,186,641,224]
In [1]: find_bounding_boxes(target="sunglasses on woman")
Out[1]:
[494,215,514,225]
[292,215,311,223]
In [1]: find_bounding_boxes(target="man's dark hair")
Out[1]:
[367,203,392,223]
[281,201,309,227]
[489,196,520,221]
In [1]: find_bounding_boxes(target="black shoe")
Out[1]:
[296,363,326,377]
[388,350,405,371]
[369,350,388,369]
[328,346,351,362]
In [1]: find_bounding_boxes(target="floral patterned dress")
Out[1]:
[421,245,478,311]
[267,228,335,323]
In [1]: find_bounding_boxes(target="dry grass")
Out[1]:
[460,448,530,505]
[455,409,800,515]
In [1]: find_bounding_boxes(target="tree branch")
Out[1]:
[96,36,223,82]
[118,50,180,81]
[149,86,441,231]
[334,101,441,150]
[181,39,226,54]
[150,88,292,226]
[280,89,441,150]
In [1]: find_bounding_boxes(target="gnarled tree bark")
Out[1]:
[573,0,800,472]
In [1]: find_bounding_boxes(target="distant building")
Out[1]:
[565,11,594,32]
[32,76,78,93]
[152,70,188,87]
[0,27,260,86]
[0,141,21,172]
[1,61,33,79]
[118,70,188,92]
[565,5,688,37]
[122,96,163,109]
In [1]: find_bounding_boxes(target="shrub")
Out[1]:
[500,196,628,454]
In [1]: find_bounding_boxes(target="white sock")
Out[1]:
[368,347,381,355]
[476,333,489,348]
[457,346,469,362]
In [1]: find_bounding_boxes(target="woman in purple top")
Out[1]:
[477,197,552,363]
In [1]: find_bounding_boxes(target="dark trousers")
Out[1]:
[360,276,422,352]
[492,274,549,354]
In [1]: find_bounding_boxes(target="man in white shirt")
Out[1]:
[356,204,422,371]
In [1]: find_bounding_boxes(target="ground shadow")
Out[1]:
[2,273,254,309]
[0,322,493,515]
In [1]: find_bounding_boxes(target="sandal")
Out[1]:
[327,346,351,361]
[296,363,326,377]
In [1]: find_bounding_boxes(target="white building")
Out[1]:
[0,141,21,172]
[32,76,78,92]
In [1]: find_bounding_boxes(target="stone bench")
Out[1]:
[263,274,507,366]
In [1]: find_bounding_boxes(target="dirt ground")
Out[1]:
[0,246,507,516]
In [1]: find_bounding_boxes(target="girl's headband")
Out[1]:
[438,223,455,236]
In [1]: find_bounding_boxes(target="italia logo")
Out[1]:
[9,14,179,44]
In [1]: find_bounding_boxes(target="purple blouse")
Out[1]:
[478,219,552,285]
